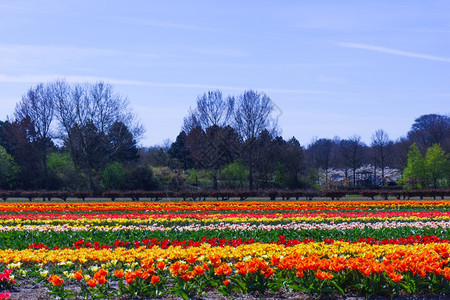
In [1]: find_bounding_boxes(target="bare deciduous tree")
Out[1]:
[234,90,278,141]
[182,90,234,133]
[370,129,393,183]
[234,90,279,190]
[50,80,144,189]
[182,90,237,189]
[408,114,450,152]
[307,138,337,187]
[339,135,366,186]
[14,84,54,188]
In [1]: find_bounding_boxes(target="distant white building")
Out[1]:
[320,164,402,187]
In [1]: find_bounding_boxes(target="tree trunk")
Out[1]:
[248,165,254,190]
[353,167,356,186]
[213,173,218,190]
[373,164,377,185]
[43,148,49,190]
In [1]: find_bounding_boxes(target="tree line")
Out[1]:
[0,82,448,191]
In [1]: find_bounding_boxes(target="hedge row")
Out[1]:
[0,189,449,202]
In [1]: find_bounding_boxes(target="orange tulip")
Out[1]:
[142,271,151,280]
[134,268,144,277]
[150,275,160,285]
[96,276,107,285]
[141,259,154,269]
[94,269,108,281]
[96,268,108,277]
[315,270,334,281]
[271,255,281,267]
[48,274,64,286]
[180,263,190,271]
[202,262,210,270]
[388,272,403,282]
[156,261,166,270]
[73,270,83,281]
[443,267,450,281]
[87,279,97,287]
[125,272,136,284]
[194,265,205,276]
[186,254,197,264]
[114,269,124,278]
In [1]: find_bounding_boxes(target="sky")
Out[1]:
[0,0,449,147]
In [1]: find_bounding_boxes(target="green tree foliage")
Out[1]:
[0,120,4,146]
[168,131,194,170]
[107,121,138,163]
[4,83,448,192]
[68,122,109,189]
[101,162,126,190]
[1,117,42,189]
[185,169,208,188]
[125,165,159,190]
[401,143,426,189]
[220,161,248,188]
[47,152,79,190]
[185,125,239,190]
[276,137,305,189]
[0,145,18,189]
[424,144,449,188]
[401,143,449,189]
[152,167,183,190]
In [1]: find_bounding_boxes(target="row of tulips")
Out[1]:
[2,224,450,250]
[2,220,450,233]
[4,242,450,265]
[1,200,450,213]
[3,211,450,224]
[24,235,450,251]
[4,244,450,298]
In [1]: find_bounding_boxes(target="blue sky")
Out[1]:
[0,0,449,147]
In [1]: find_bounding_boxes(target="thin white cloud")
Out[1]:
[399,29,450,34]
[189,46,249,58]
[0,44,129,58]
[115,17,219,32]
[339,42,450,62]
[431,93,450,97]
[0,44,161,72]
[0,4,27,10]
[0,74,346,95]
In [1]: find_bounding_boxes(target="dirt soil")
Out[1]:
[4,280,450,300]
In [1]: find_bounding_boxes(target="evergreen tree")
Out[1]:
[401,143,426,189]
[0,145,18,189]
[424,144,449,188]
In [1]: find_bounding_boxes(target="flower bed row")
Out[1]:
[3,242,450,298]
[1,225,450,248]
[2,199,450,298]
[2,199,450,213]
[2,220,450,233]
[2,210,450,224]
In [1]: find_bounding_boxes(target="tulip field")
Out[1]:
[2,199,450,299]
